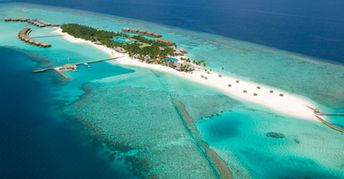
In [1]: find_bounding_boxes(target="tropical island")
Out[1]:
[61,24,206,72]
[55,23,323,123]
[5,17,340,149]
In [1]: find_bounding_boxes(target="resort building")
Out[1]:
[57,64,77,72]
[113,47,126,53]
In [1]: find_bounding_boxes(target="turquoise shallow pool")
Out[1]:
[166,57,178,62]
[113,35,132,44]
[0,3,343,178]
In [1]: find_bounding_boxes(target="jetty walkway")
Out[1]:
[18,28,51,48]
[316,113,344,117]
[307,106,344,134]
[32,57,122,79]
[315,115,344,134]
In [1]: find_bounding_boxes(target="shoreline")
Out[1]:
[54,27,318,121]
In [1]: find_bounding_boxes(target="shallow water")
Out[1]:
[0,2,343,178]
[197,108,344,178]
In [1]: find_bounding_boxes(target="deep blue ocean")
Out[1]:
[0,47,137,178]
[13,0,344,63]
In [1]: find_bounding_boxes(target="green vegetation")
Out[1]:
[61,24,174,59]
[193,59,206,67]
[181,57,206,67]
[61,24,197,72]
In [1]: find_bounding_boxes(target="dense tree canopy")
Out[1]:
[61,24,199,72]
[61,24,175,60]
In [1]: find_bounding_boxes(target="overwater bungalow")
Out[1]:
[32,41,40,45]
[18,28,51,48]
[20,18,29,22]
[157,39,175,46]
[175,48,188,56]
[122,28,162,38]
[314,108,320,113]
[4,17,28,22]
[41,43,51,48]
[4,17,57,28]
[180,48,188,54]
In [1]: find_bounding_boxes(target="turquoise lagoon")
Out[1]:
[0,3,344,178]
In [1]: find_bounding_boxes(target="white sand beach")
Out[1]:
[54,27,318,121]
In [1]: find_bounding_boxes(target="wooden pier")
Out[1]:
[32,57,122,79]
[307,106,344,134]
[53,68,70,79]
[315,115,344,134]
[316,113,344,117]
